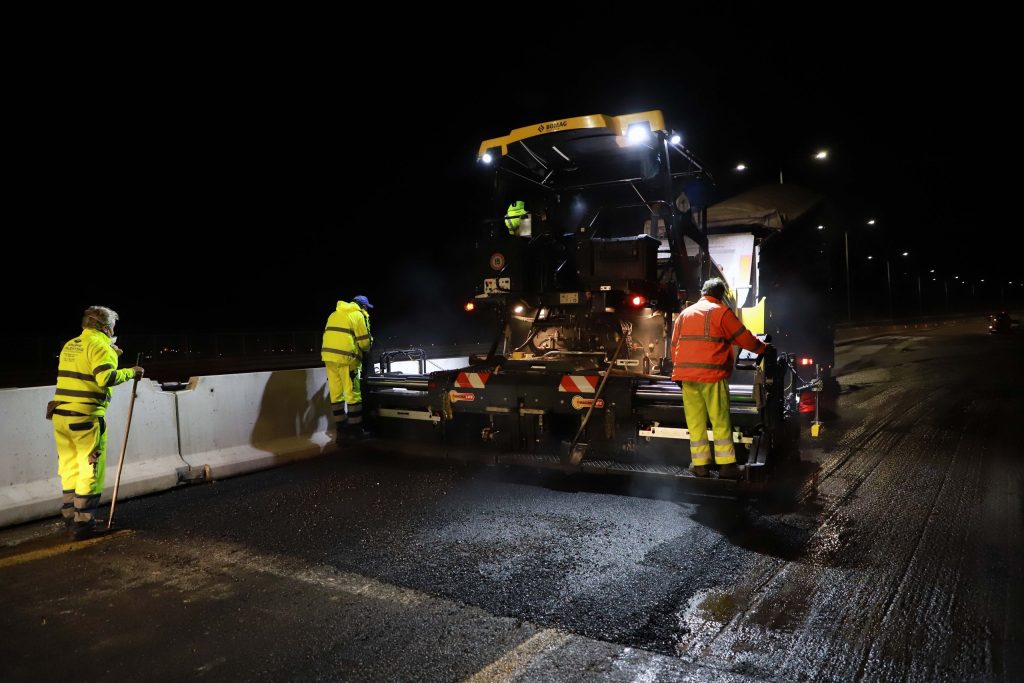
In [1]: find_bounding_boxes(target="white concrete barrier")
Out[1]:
[2,362,464,528]
[0,379,184,527]
[176,368,334,480]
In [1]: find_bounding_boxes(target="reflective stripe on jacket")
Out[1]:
[53,328,135,416]
[321,301,372,364]
[670,295,767,382]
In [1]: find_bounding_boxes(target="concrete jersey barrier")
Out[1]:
[175,368,335,480]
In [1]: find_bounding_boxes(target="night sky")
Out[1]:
[12,11,1019,348]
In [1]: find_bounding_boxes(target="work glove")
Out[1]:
[132,366,145,379]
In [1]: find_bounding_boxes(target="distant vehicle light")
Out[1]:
[630,295,647,308]
[464,302,476,312]
[513,305,525,314]
[798,356,814,366]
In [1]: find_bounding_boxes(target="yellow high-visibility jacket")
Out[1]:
[53,328,136,416]
[321,301,372,365]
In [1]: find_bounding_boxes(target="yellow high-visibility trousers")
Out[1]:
[325,361,363,428]
[53,413,107,522]
[681,380,736,466]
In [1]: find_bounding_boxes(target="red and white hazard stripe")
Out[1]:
[558,375,598,393]
[454,371,491,389]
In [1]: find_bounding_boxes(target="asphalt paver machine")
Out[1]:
[363,110,810,491]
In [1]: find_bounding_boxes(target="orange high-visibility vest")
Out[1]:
[670,296,767,382]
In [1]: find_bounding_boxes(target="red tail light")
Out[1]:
[630,295,647,308]
[464,302,476,312]
[798,356,814,366]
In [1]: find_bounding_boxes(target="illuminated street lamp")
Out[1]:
[753,148,830,184]
[893,251,924,314]
[880,251,911,317]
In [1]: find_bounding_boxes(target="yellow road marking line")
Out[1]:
[0,530,135,569]
[463,629,570,683]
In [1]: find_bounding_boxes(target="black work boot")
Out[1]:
[688,463,709,478]
[717,463,741,479]
[70,518,110,541]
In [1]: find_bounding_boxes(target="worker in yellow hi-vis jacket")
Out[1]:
[321,295,373,441]
[52,306,143,539]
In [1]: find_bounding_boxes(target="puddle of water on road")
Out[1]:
[673,586,743,657]
[698,591,741,622]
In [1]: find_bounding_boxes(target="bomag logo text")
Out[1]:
[542,120,568,132]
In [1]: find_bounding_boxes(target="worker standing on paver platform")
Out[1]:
[321,296,373,441]
[671,278,768,478]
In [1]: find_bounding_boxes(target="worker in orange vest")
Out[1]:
[670,278,769,478]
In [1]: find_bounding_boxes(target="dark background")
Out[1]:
[8,9,1020,352]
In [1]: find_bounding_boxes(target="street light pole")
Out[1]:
[844,230,852,322]
[886,258,893,318]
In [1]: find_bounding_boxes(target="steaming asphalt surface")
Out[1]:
[1,320,1020,681]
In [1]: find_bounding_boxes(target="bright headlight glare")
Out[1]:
[626,123,651,144]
